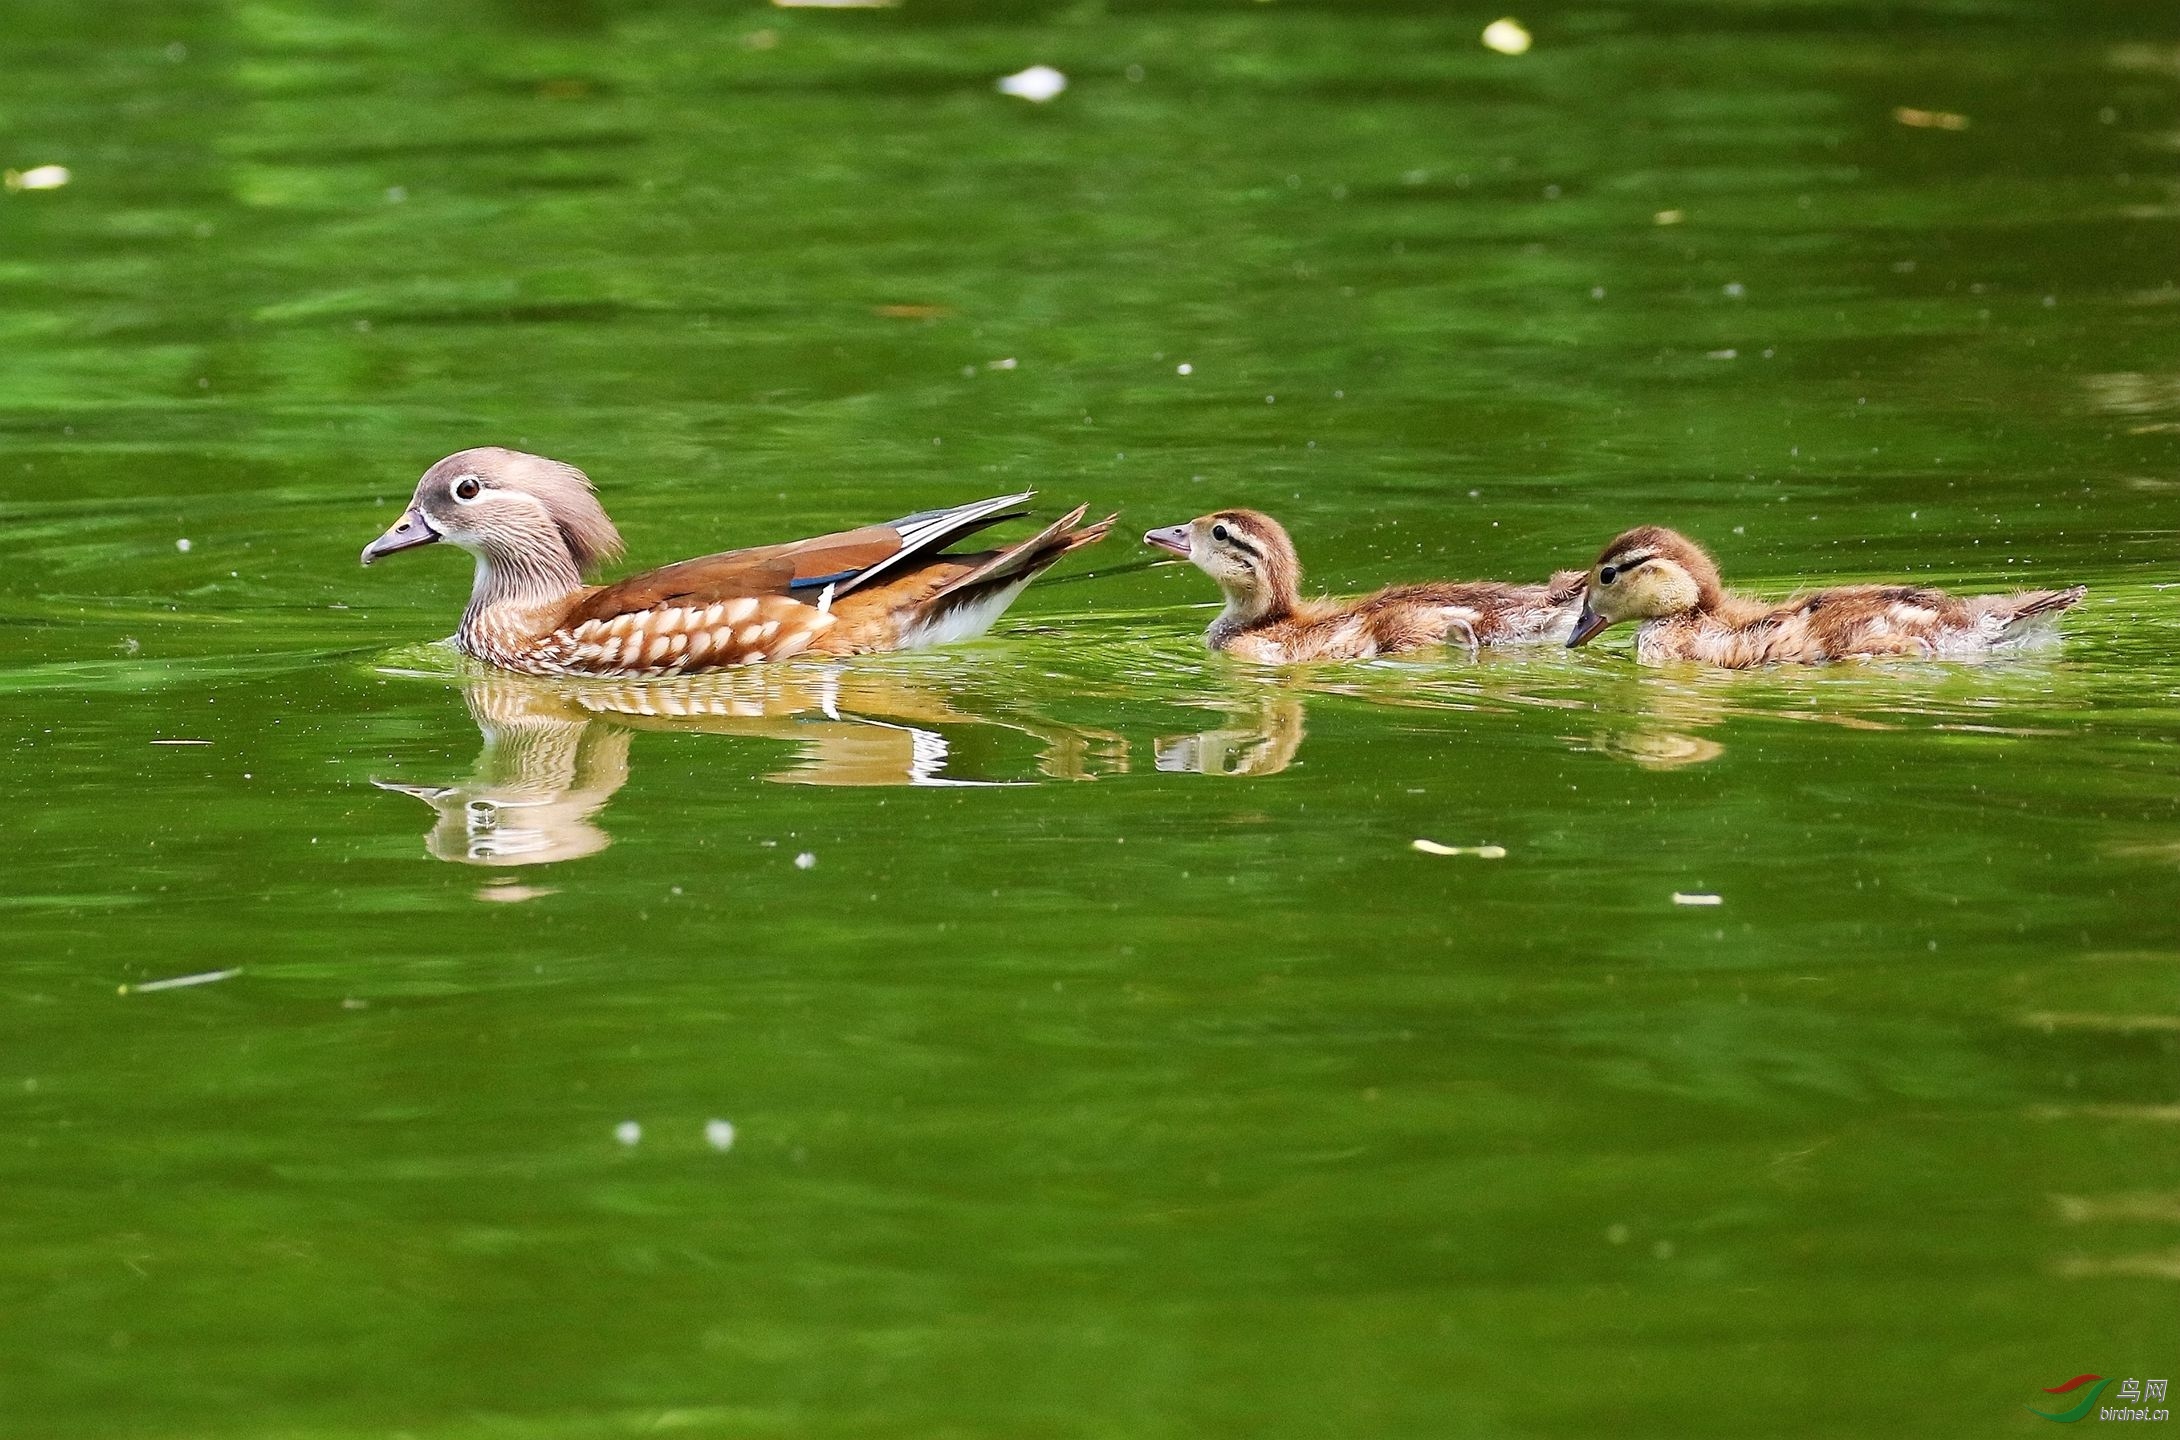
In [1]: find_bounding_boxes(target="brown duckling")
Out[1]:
[1143,509,1585,662]
[360,448,1113,677]
[1566,525,2087,667]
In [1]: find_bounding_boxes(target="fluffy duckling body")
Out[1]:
[1144,509,1585,663]
[1567,525,2086,667]
[361,448,1112,677]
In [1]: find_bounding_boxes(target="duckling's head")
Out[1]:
[1567,526,1721,647]
[1143,509,1302,621]
[361,448,624,585]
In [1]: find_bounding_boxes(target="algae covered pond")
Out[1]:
[3,2,2177,1436]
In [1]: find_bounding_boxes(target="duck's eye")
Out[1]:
[452,475,483,503]
[1211,523,1229,543]
[1599,565,1618,586]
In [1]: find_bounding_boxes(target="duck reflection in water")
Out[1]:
[1573,661,2071,771]
[1155,685,1308,777]
[1584,673,1730,771]
[377,665,1126,866]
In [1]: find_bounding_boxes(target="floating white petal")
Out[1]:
[997,65,1067,103]
[5,165,71,191]
[1481,19,1531,55]
[1413,839,1507,858]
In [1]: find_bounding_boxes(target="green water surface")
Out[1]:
[3,2,2177,1436]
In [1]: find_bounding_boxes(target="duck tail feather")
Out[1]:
[2011,584,2087,620]
[1998,584,2087,642]
[928,506,1113,601]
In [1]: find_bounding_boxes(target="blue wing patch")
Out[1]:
[788,567,864,591]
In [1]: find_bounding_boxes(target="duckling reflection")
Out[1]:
[1586,675,1730,771]
[1573,664,2023,770]
[378,665,1125,865]
[1156,687,1307,777]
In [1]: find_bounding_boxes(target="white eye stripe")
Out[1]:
[451,474,484,503]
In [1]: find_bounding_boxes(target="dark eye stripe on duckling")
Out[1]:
[1213,526,1264,559]
[1600,554,1653,582]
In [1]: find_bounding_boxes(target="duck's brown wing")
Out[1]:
[562,492,1035,627]
[563,531,884,624]
[1792,584,1966,653]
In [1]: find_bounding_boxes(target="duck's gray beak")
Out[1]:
[361,506,439,565]
[1143,525,1191,557]
[1566,600,1613,648]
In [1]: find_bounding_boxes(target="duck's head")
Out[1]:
[1567,525,1721,647]
[1143,509,1302,620]
[361,448,623,585]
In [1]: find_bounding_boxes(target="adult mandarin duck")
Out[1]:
[360,447,1113,677]
[1142,508,1585,662]
[1566,524,2087,666]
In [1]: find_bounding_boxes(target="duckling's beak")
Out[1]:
[1143,525,1191,558]
[1566,600,1613,648]
[361,506,440,565]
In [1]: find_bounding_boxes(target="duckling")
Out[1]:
[1142,509,1585,662]
[1566,525,2087,667]
[360,447,1113,677]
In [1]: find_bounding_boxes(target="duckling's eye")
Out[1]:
[1598,565,1618,586]
[1211,523,1229,543]
[452,476,483,503]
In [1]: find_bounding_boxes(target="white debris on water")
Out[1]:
[1893,106,1968,131]
[1413,839,1507,858]
[119,967,241,995]
[705,1119,737,1152]
[5,165,71,191]
[176,538,192,552]
[1481,18,1532,55]
[997,65,1067,102]
[1672,892,1724,906]
[794,851,816,870]
[614,1121,642,1146]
